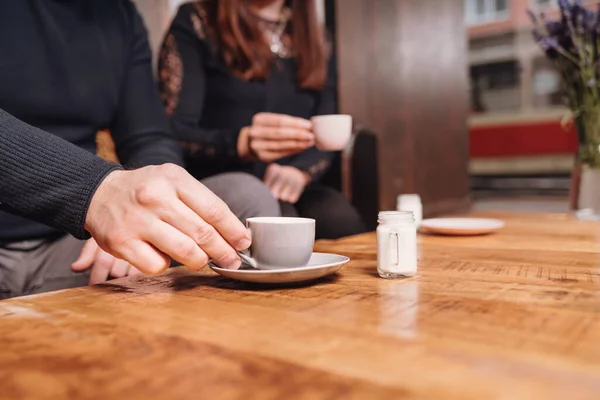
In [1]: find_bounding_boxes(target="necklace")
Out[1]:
[262,8,291,58]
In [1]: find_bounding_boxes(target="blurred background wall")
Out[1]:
[131,0,577,217]
[131,0,471,217]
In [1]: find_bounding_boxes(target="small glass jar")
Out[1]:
[377,211,418,279]
[397,194,422,227]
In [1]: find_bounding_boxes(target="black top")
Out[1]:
[158,1,335,182]
[0,0,182,241]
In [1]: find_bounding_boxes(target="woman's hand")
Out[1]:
[237,113,314,163]
[264,163,311,204]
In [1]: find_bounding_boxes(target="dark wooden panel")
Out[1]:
[335,0,470,216]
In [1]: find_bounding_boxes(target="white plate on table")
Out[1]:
[420,218,505,236]
[208,253,349,284]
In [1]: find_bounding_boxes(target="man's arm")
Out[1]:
[109,1,183,168]
[0,107,251,275]
[0,108,122,239]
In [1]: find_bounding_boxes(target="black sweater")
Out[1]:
[0,0,182,241]
[158,2,335,182]
[0,109,121,241]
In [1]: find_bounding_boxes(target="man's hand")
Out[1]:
[72,238,142,285]
[263,164,310,204]
[85,164,251,275]
[237,113,314,163]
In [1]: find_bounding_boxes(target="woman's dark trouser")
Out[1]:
[280,183,367,240]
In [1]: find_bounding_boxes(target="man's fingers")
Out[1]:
[253,113,312,130]
[114,239,171,275]
[142,220,215,271]
[89,249,115,285]
[127,266,143,277]
[86,164,251,277]
[72,239,97,271]
[110,258,131,279]
[158,201,242,270]
[176,178,250,251]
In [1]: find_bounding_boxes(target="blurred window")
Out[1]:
[465,0,510,25]
[470,60,521,113]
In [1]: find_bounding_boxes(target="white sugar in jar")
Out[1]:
[377,211,418,278]
[396,194,422,227]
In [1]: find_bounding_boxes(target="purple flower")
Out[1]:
[531,1,600,70]
[539,36,561,51]
[546,20,564,36]
[559,0,572,19]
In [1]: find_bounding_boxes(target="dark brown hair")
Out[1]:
[203,0,327,90]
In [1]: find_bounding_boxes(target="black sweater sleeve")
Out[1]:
[110,1,183,169]
[158,4,243,166]
[0,108,122,240]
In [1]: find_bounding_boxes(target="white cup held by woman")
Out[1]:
[311,114,352,151]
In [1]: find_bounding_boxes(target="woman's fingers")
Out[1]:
[256,150,298,163]
[252,138,313,152]
[253,113,312,130]
[250,126,314,142]
[269,178,285,200]
[279,181,302,204]
[264,165,308,203]
[263,164,281,187]
[247,114,316,164]
[264,165,284,199]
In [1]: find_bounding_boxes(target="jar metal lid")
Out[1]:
[378,211,415,224]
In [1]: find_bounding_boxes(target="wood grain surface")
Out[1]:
[1,212,600,400]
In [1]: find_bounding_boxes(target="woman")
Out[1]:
[159,0,366,239]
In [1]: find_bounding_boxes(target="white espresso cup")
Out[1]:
[245,217,315,270]
[311,114,353,151]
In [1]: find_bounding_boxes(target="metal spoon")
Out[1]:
[207,251,258,270]
[237,251,258,269]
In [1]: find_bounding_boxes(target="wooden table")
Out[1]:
[1,212,600,399]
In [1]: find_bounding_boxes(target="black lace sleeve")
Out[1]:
[158,2,242,163]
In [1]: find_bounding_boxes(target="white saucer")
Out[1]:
[420,218,505,236]
[208,253,349,284]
